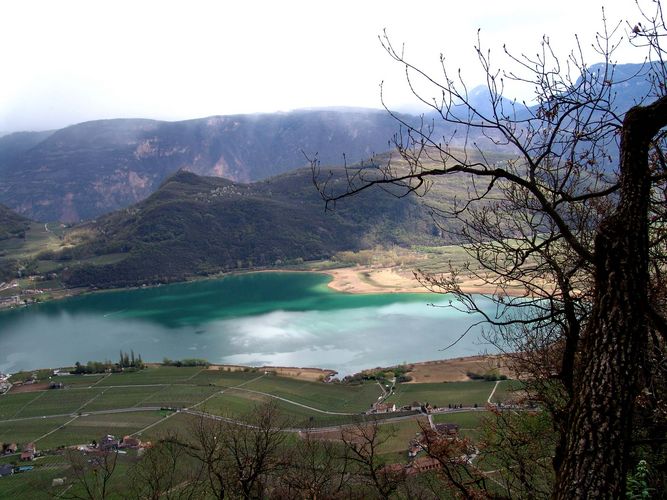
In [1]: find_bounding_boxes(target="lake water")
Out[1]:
[0,272,496,376]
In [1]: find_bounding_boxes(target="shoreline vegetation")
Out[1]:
[3,353,514,388]
[0,243,532,311]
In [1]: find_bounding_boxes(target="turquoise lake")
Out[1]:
[0,272,496,375]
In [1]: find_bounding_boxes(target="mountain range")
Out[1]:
[1,63,654,225]
[0,109,417,222]
[0,62,658,288]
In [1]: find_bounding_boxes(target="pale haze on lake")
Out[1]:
[0,273,498,376]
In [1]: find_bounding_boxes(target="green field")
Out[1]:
[490,380,524,403]
[0,367,519,449]
[79,386,164,411]
[387,380,503,408]
[199,389,392,428]
[8,388,99,418]
[0,453,72,500]
[187,368,270,387]
[241,375,383,413]
[39,411,164,449]
[431,410,487,428]
[0,416,71,448]
[0,392,44,419]
[95,365,205,385]
[0,364,528,499]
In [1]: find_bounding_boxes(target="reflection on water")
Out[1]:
[0,272,495,375]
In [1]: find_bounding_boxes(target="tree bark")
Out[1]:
[554,95,667,498]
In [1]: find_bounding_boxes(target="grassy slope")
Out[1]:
[47,167,446,288]
[0,144,514,289]
[0,204,30,241]
[387,380,505,407]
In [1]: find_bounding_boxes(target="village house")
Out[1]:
[99,435,119,451]
[410,456,442,474]
[120,435,142,449]
[434,423,460,436]
[0,296,20,308]
[369,402,396,414]
[0,464,14,477]
[20,442,37,461]
[407,401,423,412]
[407,442,422,459]
[380,456,444,477]
[2,443,17,455]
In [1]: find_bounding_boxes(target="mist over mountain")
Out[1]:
[0,63,654,224]
[0,109,414,222]
[0,130,55,164]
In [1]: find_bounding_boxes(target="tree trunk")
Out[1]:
[554,96,667,498]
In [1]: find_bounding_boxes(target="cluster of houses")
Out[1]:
[379,421,473,477]
[0,278,53,310]
[10,372,39,388]
[0,443,38,478]
[0,292,42,309]
[76,434,147,454]
[407,423,460,459]
[0,435,149,480]
[0,281,20,309]
[369,400,478,415]
[1,441,38,462]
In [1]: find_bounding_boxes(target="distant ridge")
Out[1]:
[0,109,411,222]
[0,62,654,223]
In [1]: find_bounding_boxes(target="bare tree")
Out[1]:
[187,401,289,499]
[416,421,492,499]
[278,430,352,499]
[340,419,406,499]
[187,414,229,499]
[313,1,667,496]
[128,433,204,500]
[477,409,557,499]
[64,449,118,500]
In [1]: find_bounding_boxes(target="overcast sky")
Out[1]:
[0,0,647,132]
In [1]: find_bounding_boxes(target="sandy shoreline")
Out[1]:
[154,356,513,384]
[322,266,429,294]
[11,355,514,388]
[321,265,526,297]
[194,355,515,383]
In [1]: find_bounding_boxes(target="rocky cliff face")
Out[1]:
[0,109,409,222]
